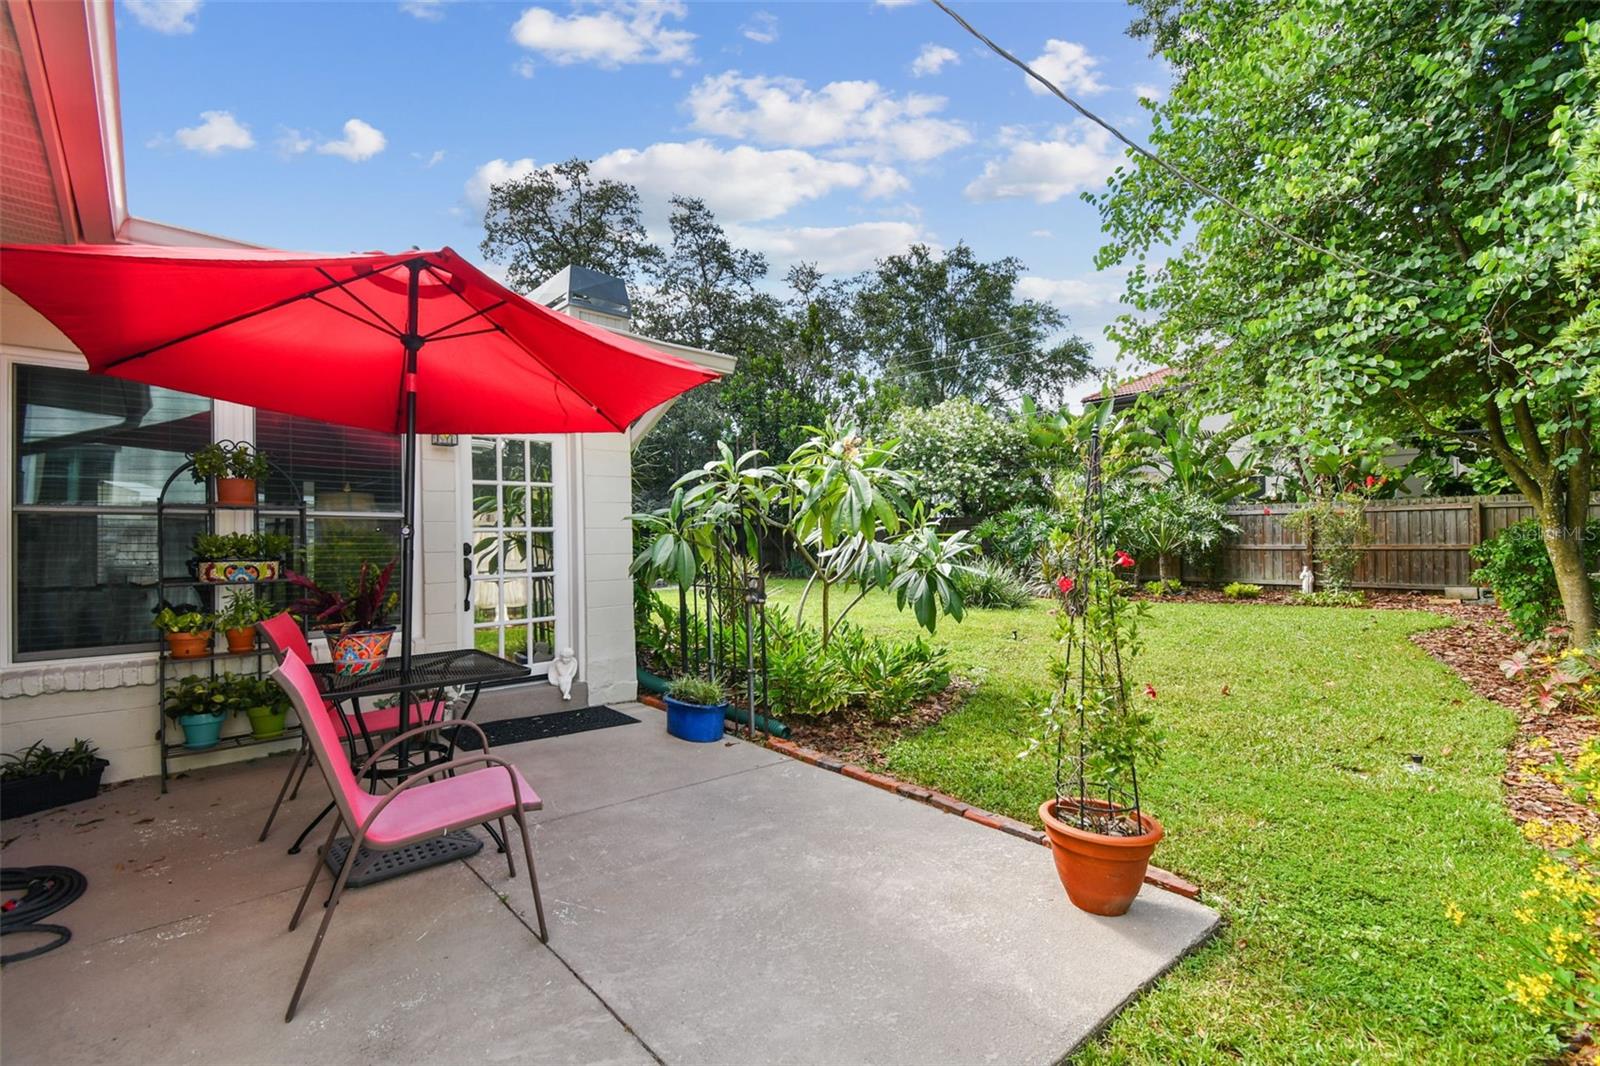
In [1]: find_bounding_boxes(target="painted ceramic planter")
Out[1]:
[1039,798,1164,917]
[176,712,226,750]
[214,477,257,505]
[325,627,396,677]
[197,559,281,584]
[164,631,212,659]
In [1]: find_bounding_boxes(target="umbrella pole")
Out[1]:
[398,260,422,755]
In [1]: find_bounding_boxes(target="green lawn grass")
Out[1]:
[764,579,1551,1064]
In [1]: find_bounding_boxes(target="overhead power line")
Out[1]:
[930,0,1425,290]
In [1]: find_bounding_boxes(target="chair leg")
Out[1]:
[290,816,342,932]
[514,810,547,943]
[259,741,307,842]
[286,829,360,1023]
[498,817,514,875]
[288,744,316,802]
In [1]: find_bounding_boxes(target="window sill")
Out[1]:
[0,654,159,699]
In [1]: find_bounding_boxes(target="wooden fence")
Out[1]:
[1163,494,1600,592]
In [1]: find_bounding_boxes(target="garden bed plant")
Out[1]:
[0,739,108,818]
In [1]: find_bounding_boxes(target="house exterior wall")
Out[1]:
[0,285,644,783]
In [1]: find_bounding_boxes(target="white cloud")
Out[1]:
[1027,39,1105,96]
[173,110,254,153]
[910,43,958,77]
[1030,228,1053,239]
[514,57,537,78]
[1017,268,1142,358]
[400,0,448,19]
[741,11,778,44]
[510,1,694,69]
[729,221,927,274]
[276,127,313,156]
[125,0,201,35]
[963,123,1122,203]
[467,142,901,225]
[684,72,969,163]
[317,118,387,162]
[874,0,917,7]
[1134,83,1165,103]
[421,149,447,168]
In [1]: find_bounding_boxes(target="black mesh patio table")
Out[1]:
[297,649,529,886]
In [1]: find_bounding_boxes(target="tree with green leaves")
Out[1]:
[1099,3,1600,640]
[856,242,1094,409]
[479,157,660,292]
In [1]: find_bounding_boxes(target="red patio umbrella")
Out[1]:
[1,243,718,683]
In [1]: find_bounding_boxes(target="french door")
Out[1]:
[465,436,564,677]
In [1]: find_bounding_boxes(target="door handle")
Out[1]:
[462,541,472,612]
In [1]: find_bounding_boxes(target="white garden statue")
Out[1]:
[549,647,578,700]
[1299,565,1315,595]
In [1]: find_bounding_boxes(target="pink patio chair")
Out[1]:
[255,613,445,843]
[271,653,547,1021]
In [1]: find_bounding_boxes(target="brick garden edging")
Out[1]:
[636,696,1199,901]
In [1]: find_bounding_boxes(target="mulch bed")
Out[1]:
[781,679,976,769]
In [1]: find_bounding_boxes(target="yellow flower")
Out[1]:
[1514,907,1536,924]
[1548,926,1583,965]
[1521,887,1542,901]
[1444,901,1466,925]
[1507,972,1553,1010]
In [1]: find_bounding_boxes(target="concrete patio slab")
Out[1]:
[1,697,1217,1065]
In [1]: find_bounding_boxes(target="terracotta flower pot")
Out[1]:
[164,631,212,659]
[215,477,257,505]
[225,627,257,653]
[1039,798,1164,916]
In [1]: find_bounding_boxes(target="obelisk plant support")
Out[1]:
[1027,426,1166,916]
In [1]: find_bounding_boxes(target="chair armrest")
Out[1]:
[356,720,490,778]
[356,754,531,835]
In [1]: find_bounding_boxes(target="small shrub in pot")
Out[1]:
[664,676,728,743]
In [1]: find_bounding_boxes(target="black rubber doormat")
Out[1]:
[456,705,639,750]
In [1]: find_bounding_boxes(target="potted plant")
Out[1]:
[162,675,229,749]
[152,604,214,659]
[191,531,291,584]
[228,674,291,740]
[216,591,275,653]
[287,560,399,676]
[192,441,271,505]
[1029,442,1165,917]
[0,739,109,818]
[663,676,728,743]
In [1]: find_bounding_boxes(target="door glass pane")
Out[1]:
[501,484,526,528]
[527,486,553,526]
[471,532,500,576]
[474,627,500,655]
[500,439,526,481]
[472,484,498,527]
[504,577,531,621]
[473,581,499,624]
[528,531,554,571]
[530,575,555,619]
[529,620,555,664]
[528,442,552,482]
[504,532,529,573]
[471,438,496,481]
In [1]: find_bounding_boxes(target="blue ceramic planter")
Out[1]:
[177,712,226,749]
[664,697,727,743]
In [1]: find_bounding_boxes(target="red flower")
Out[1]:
[1144,683,1158,699]
[1364,474,1378,489]
[1056,575,1075,595]
[1114,550,1136,569]
[1263,506,1272,515]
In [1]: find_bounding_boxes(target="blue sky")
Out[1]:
[117,0,1171,367]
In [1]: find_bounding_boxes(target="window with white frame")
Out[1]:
[12,364,212,659]
[9,364,407,662]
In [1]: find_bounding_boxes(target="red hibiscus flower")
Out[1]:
[1056,575,1075,595]
[1144,683,1158,699]
[1114,550,1136,569]
[1364,474,1378,489]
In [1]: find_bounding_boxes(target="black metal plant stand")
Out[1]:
[154,447,307,792]
[673,538,770,737]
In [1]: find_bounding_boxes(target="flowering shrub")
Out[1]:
[1477,643,1600,1032]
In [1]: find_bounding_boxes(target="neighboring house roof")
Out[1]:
[1081,367,1179,405]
